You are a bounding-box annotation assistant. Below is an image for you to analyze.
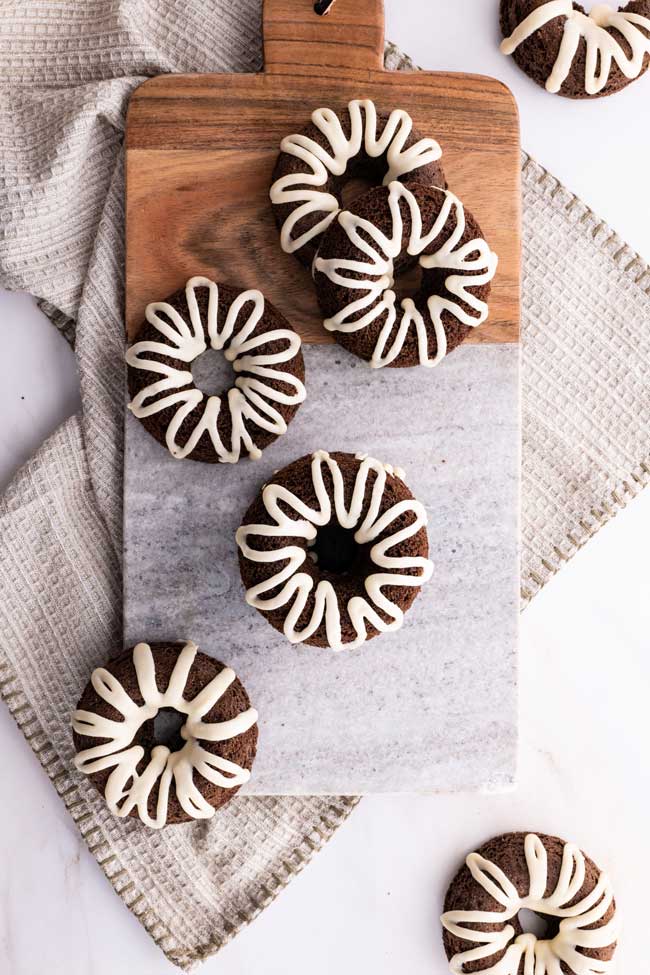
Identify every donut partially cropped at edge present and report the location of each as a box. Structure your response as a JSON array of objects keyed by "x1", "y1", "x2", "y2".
[
  {"x1": 500, "y1": 0, "x2": 650, "y2": 98},
  {"x1": 441, "y1": 830, "x2": 619, "y2": 974}
]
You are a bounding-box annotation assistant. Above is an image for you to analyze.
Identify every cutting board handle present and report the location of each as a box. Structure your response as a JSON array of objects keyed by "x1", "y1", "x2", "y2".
[{"x1": 263, "y1": 0, "x2": 385, "y2": 75}]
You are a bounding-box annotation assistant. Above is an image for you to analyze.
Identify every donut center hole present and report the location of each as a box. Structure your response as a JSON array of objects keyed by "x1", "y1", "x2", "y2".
[
  {"x1": 191, "y1": 348, "x2": 234, "y2": 396},
  {"x1": 517, "y1": 909, "x2": 560, "y2": 941},
  {"x1": 311, "y1": 523, "x2": 366, "y2": 575},
  {"x1": 391, "y1": 261, "x2": 423, "y2": 303},
  {"x1": 341, "y1": 174, "x2": 376, "y2": 209},
  {"x1": 152, "y1": 708, "x2": 186, "y2": 752}
]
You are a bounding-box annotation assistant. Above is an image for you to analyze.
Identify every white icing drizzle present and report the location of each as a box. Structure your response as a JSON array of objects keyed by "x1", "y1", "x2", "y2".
[
  {"x1": 235, "y1": 450, "x2": 433, "y2": 651},
  {"x1": 313, "y1": 181, "x2": 498, "y2": 369},
  {"x1": 441, "y1": 833, "x2": 620, "y2": 975},
  {"x1": 73, "y1": 641, "x2": 258, "y2": 829},
  {"x1": 501, "y1": 0, "x2": 650, "y2": 94},
  {"x1": 269, "y1": 98, "x2": 442, "y2": 255},
  {"x1": 126, "y1": 277, "x2": 306, "y2": 462}
]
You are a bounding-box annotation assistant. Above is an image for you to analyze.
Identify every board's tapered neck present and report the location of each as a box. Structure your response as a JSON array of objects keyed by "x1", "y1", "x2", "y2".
[{"x1": 263, "y1": 0, "x2": 385, "y2": 76}]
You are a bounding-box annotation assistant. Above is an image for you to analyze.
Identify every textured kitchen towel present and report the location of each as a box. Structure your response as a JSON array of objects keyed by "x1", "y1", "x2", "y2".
[{"x1": 1, "y1": 2, "x2": 650, "y2": 970}]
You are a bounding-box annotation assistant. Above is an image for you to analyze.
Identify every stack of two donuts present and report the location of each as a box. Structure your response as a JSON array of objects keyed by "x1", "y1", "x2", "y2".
[{"x1": 270, "y1": 98, "x2": 498, "y2": 370}]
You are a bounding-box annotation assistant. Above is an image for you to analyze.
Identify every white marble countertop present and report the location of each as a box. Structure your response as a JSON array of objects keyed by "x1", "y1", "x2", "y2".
[{"x1": 2, "y1": 1, "x2": 649, "y2": 972}]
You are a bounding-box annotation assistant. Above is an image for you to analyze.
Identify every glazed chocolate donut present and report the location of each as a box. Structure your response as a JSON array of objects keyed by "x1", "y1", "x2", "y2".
[
  {"x1": 312, "y1": 182, "x2": 498, "y2": 369},
  {"x1": 126, "y1": 277, "x2": 306, "y2": 463},
  {"x1": 72, "y1": 641, "x2": 258, "y2": 829},
  {"x1": 500, "y1": 0, "x2": 650, "y2": 98},
  {"x1": 269, "y1": 98, "x2": 446, "y2": 267},
  {"x1": 441, "y1": 831, "x2": 619, "y2": 975},
  {"x1": 236, "y1": 450, "x2": 433, "y2": 651}
]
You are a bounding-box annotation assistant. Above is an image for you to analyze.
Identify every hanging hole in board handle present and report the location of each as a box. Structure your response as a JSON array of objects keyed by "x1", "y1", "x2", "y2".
[{"x1": 314, "y1": 0, "x2": 338, "y2": 15}]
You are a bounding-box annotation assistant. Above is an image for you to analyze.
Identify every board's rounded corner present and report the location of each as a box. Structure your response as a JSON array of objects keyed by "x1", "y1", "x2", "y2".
[
  {"x1": 125, "y1": 75, "x2": 170, "y2": 146},
  {"x1": 482, "y1": 73, "x2": 520, "y2": 127},
  {"x1": 130, "y1": 74, "x2": 169, "y2": 98}
]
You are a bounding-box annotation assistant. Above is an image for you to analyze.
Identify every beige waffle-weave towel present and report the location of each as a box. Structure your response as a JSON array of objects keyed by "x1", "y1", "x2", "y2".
[{"x1": 1, "y1": 4, "x2": 649, "y2": 970}]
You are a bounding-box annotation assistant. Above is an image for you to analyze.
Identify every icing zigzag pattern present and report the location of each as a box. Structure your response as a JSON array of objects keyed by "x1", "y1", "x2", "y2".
[
  {"x1": 269, "y1": 98, "x2": 442, "y2": 255},
  {"x1": 236, "y1": 450, "x2": 433, "y2": 651},
  {"x1": 126, "y1": 277, "x2": 306, "y2": 462},
  {"x1": 73, "y1": 641, "x2": 258, "y2": 829}
]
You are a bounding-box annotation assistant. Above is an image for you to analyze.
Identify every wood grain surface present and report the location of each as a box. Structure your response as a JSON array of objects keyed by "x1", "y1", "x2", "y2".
[{"x1": 125, "y1": 0, "x2": 521, "y2": 344}]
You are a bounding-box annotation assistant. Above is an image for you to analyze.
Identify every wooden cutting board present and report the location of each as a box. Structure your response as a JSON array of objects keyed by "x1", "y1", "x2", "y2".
[
  {"x1": 123, "y1": 0, "x2": 521, "y2": 795},
  {"x1": 125, "y1": 0, "x2": 520, "y2": 342}
]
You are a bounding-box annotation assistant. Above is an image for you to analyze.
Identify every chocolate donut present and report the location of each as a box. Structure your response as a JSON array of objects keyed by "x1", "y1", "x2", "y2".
[
  {"x1": 72, "y1": 641, "x2": 258, "y2": 829},
  {"x1": 500, "y1": 0, "x2": 650, "y2": 98},
  {"x1": 441, "y1": 831, "x2": 619, "y2": 974},
  {"x1": 312, "y1": 182, "x2": 498, "y2": 369},
  {"x1": 235, "y1": 450, "x2": 433, "y2": 651},
  {"x1": 269, "y1": 98, "x2": 446, "y2": 267},
  {"x1": 126, "y1": 277, "x2": 306, "y2": 463}
]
